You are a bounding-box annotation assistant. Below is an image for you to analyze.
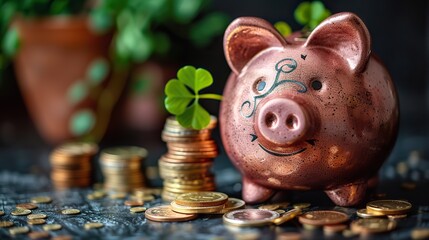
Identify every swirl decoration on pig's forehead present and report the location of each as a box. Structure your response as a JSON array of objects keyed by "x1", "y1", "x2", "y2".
[{"x1": 240, "y1": 58, "x2": 308, "y2": 119}]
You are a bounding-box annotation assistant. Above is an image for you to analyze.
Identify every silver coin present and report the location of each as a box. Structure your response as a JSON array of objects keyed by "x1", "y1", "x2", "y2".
[{"x1": 223, "y1": 209, "x2": 280, "y2": 227}]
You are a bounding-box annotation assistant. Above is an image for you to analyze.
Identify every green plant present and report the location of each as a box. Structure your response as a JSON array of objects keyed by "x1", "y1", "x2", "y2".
[
  {"x1": 164, "y1": 66, "x2": 222, "y2": 130},
  {"x1": 274, "y1": 1, "x2": 330, "y2": 37}
]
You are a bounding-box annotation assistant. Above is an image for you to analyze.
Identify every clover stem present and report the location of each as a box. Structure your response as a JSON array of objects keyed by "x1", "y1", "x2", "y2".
[{"x1": 198, "y1": 93, "x2": 223, "y2": 101}]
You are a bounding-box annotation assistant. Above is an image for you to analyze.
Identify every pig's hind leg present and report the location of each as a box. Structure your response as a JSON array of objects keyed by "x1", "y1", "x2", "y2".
[
  {"x1": 242, "y1": 177, "x2": 275, "y2": 204},
  {"x1": 324, "y1": 182, "x2": 367, "y2": 206}
]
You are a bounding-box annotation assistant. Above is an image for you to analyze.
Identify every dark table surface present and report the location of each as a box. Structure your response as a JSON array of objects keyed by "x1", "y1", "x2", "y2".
[{"x1": 0, "y1": 133, "x2": 428, "y2": 240}]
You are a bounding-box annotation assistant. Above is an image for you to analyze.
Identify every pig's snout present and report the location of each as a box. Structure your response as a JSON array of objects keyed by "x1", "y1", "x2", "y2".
[{"x1": 256, "y1": 98, "x2": 310, "y2": 145}]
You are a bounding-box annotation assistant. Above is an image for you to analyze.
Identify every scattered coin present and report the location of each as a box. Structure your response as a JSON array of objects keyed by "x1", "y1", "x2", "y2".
[
  {"x1": 342, "y1": 229, "x2": 358, "y2": 238},
  {"x1": 276, "y1": 209, "x2": 286, "y2": 215},
  {"x1": 28, "y1": 218, "x2": 46, "y2": 225},
  {"x1": 356, "y1": 208, "x2": 384, "y2": 218},
  {"x1": 11, "y1": 208, "x2": 32, "y2": 216},
  {"x1": 16, "y1": 203, "x2": 38, "y2": 210},
  {"x1": 216, "y1": 198, "x2": 246, "y2": 214},
  {"x1": 28, "y1": 231, "x2": 50, "y2": 239},
  {"x1": 124, "y1": 200, "x2": 144, "y2": 207},
  {"x1": 298, "y1": 210, "x2": 349, "y2": 226},
  {"x1": 130, "y1": 207, "x2": 147, "y2": 213},
  {"x1": 43, "y1": 224, "x2": 62, "y2": 231},
  {"x1": 27, "y1": 213, "x2": 47, "y2": 219},
  {"x1": 293, "y1": 203, "x2": 311, "y2": 209},
  {"x1": 223, "y1": 209, "x2": 281, "y2": 227},
  {"x1": 0, "y1": 221, "x2": 14, "y2": 228},
  {"x1": 350, "y1": 218, "x2": 396, "y2": 234},
  {"x1": 272, "y1": 208, "x2": 302, "y2": 225},
  {"x1": 171, "y1": 200, "x2": 225, "y2": 214},
  {"x1": 366, "y1": 200, "x2": 412, "y2": 215},
  {"x1": 84, "y1": 222, "x2": 104, "y2": 230},
  {"x1": 61, "y1": 209, "x2": 81, "y2": 215},
  {"x1": 9, "y1": 226, "x2": 30, "y2": 235},
  {"x1": 259, "y1": 204, "x2": 280, "y2": 211},
  {"x1": 87, "y1": 191, "x2": 106, "y2": 200},
  {"x1": 31, "y1": 196, "x2": 52, "y2": 204},
  {"x1": 411, "y1": 227, "x2": 429, "y2": 240},
  {"x1": 175, "y1": 192, "x2": 228, "y2": 207},
  {"x1": 145, "y1": 205, "x2": 197, "y2": 222}
]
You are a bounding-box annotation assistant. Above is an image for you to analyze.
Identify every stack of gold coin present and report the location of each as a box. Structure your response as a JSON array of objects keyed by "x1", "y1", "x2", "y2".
[
  {"x1": 50, "y1": 142, "x2": 98, "y2": 189},
  {"x1": 160, "y1": 117, "x2": 218, "y2": 201},
  {"x1": 357, "y1": 199, "x2": 412, "y2": 219},
  {"x1": 99, "y1": 146, "x2": 147, "y2": 193}
]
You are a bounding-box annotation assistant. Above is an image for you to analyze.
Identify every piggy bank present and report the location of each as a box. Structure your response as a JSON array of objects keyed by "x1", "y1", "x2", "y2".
[{"x1": 220, "y1": 13, "x2": 399, "y2": 206}]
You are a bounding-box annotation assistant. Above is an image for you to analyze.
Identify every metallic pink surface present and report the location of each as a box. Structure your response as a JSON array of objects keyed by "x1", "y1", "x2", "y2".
[{"x1": 220, "y1": 13, "x2": 399, "y2": 206}]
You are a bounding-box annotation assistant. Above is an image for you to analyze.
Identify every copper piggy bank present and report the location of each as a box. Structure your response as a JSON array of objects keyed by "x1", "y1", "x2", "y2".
[{"x1": 220, "y1": 13, "x2": 399, "y2": 206}]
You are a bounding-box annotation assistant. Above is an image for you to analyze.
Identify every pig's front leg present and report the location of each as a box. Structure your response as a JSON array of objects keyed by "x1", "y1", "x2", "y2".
[
  {"x1": 325, "y1": 182, "x2": 367, "y2": 206},
  {"x1": 242, "y1": 177, "x2": 275, "y2": 204}
]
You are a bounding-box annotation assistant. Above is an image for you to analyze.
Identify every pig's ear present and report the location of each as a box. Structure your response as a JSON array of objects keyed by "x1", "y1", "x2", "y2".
[
  {"x1": 305, "y1": 13, "x2": 371, "y2": 74},
  {"x1": 224, "y1": 17, "x2": 287, "y2": 74}
]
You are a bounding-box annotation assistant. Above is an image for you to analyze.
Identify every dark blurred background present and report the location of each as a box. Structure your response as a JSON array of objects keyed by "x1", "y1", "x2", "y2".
[{"x1": 0, "y1": 0, "x2": 428, "y2": 184}]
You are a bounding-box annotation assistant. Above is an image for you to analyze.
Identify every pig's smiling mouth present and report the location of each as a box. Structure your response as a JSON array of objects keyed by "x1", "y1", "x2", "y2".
[{"x1": 251, "y1": 134, "x2": 315, "y2": 157}]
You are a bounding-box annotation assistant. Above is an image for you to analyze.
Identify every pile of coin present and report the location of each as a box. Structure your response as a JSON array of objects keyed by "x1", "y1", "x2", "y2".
[
  {"x1": 99, "y1": 146, "x2": 147, "y2": 193},
  {"x1": 159, "y1": 117, "x2": 218, "y2": 201},
  {"x1": 145, "y1": 192, "x2": 245, "y2": 222},
  {"x1": 50, "y1": 142, "x2": 98, "y2": 189}
]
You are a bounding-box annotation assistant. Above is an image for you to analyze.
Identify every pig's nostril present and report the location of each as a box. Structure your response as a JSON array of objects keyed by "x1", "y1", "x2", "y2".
[
  {"x1": 265, "y1": 112, "x2": 278, "y2": 128},
  {"x1": 286, "y1": 114, "x2": 299, "y2": 130}
]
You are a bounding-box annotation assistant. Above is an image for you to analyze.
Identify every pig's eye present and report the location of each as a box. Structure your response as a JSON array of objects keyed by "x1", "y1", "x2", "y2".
[
  {"x1": 311, "y1": 80, "x2": 322, "y2": 91},
  {"x1": 253, "y1": 77, "x2": 266, "y2": 93}
]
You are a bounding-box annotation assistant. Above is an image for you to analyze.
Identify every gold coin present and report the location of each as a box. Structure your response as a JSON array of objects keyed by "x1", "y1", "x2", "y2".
[
  {"x1": 124, "y1": 200, "x2": 144, "y2": 207},
  {"x1": 145, "y1": 205, "x2": 197, "y2": 222},
  {"x1": 367, "y1": 200, "x2": 412, "y2": 215},
  {"x1": 16, "y1": 203, "x2": 38, "y2": 210},
  {"x1": 272, "y1": 208, "x2": 302, "y2": 225},
  {"x1": 298, "y1": 210, "x2": 349, "y2": 226},
  {"x1": 31, "y1": 196, "x2": 52, "y2": 204},
  {"x1": 215, "y1": 198, "x2": 246, "y2": 214},
  {"x1": 11, "y1": 208, "x2": 32, "y2": 216},
  {"x1": 133, "y1": 188, "x2": 162, "y2": 196},
  {"x1": 356, "y1": 208, "x2": 385, "y2": 218},
  {"x1": 28, "y1": 231, "x2": 50, "y2": 239},
  {"x1": 276, "y1": 209, "x2": 286, "y2": 215},
  {"x1": 28, "y1": 218, "x2": 46, "y2": 225},
  {"x1": 0, "y1": 210, "x2": 4, "y2": 216},
  {"x1": 130, "y1": 207, "x2": 147, "y2": 213},
  {"x1": 9, "y1": 226, "x2": 29, "y2": 235},
  {"x1": 411, "y1": 227, "x2": 429, "y2": 240},
  {"x1": 53, "y1": 142, "x2": 98, "y2": 156},
  {"x1": 61, "y1": 209, "x2": 81, "y2": 215},
  {"x1": 293, "y1": 203, "x2": 311, "y2": 209},
  {"x1": 259, "y1": 204, "x2": 280, "y2": 211},
  {"x1": 101, "y1": 146, "x2": 147, "y2": 161},
  {"x1": 175, "y1": 192, "x2": 228, "y2": 207},
  {"x1": 27, "y1": 213, "x2": 47, "y2": 219},
  {"x1": 84, "y1": 222, "x2": 104, "y2": 230},
  {"x1": 43, "y1": 224, "x2": 62, "y2": 231},
  {"x1": 130, "y1": 194, "x2": 155, "y2": 202},
  {"x1": 351, "y1": 218, "x2": 396, "y2": 234},
  {"x1": 170, "y1": 200, "x2": 225, "y2": 214},
  {"x1": 0, "y1": 221, "x2": 14, "y2": 228}
]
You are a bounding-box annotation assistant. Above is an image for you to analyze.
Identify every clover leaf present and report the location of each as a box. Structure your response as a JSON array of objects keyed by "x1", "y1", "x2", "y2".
[
  {"x1": 294, "y1": 1, "x2": 331, "y2": 31},
  {"x1": 164, "y1": 66, "x2": 222, "y2": 130}
]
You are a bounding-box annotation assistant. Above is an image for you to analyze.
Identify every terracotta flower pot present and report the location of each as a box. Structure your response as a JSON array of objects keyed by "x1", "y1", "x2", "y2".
[{"x1": 13, "y1": 16, "x2": 114, "y2": 144}]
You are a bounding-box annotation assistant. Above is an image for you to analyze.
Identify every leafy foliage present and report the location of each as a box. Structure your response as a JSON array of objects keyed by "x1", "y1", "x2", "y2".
[
  {"x1": 164, "y1": 66, "x2": 222, "y2": 130},
  {"x1": 294, "y1": 1, "x2": 331, "y2": 31}
]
